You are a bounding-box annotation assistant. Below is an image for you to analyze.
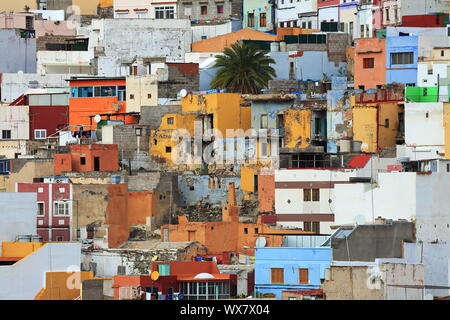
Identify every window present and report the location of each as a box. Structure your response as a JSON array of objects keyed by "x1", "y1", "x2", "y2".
[
  {"x1": 385, "y1": 119, "x2": 389, "y2": 128},
  {"x1": 217, "y1": 5, "x2": 223, "y2": 14},
  {"x1": 303, "y1": 189, "x2": 312, "y2": 202},
  {"x1": 244, "y1": 228, "x2": 248, "y2": 234},
  {"x1": 423, "y1": 88, "x2": 428, "y2": 97},
  {"x1": 255, "y1": 228, "x2": 259, "y2": 234},
  {"x1": 130, "y1": 94, "x2": 135, "y2": 100},
  {"x1": 271, "y1": 268, "x2": 284, "y2": 284},
  {"x1": 248, "y1": 13, "x2": 254, "y2": 27},
  {"x1": 386, "y1": 8, "x2": 389, "y2": 21},
  {"x1": 167, "y1": 117, "x2": 174, "y2": 125},
  {"x1": 118, "y1": 86, "x2": 126, "y2": 102},
  {"x1": 34, "y1": 129, "x2": 47, "y2": 140},
  {"x1": 442, "y1": 50, "x2": 445, "y2": 57},
  {"x1": 391, "y1": 52, "x2": 414, "y2": 65},
  {"x1": 155, "y1": 6, "x2": 174, "y2": 19},
  {"x1": 76, "y1": 86, "x2": 93, "y2": 98},
  {"x1": 94, "y1": 86, "x2": 116, "y2": 97},
  {"x1": 363, "y1": 58, "x2": 374, "y2": 69},
  {"x1": 312, "y1": 189, "x2": 320, "y2": 201},
  {"x1": 201, "y1": 6, "x2": 207, "y2": 15},
  {"x1": 447, "y1": 164, "x2": 450, "y2": 172},
  {"x1": 54, "y1": 202, "x2": 69, "y2": 216},
  {"x1": 261, "y1": 114, "x2": 268, "y2": 129},
  {"x1": 308, "y1": 21, "x2": 312, "y2": 29},
  {"x1": 37, "y1": 202, "x2": 45, "y2": 216},
  {"x1": 299, "y1": 268, "x2": 309, "y2": 284},
  {"x1": 260, "y1": 13, "x2": 267, "y2": 27},
  {"x1": 166, "y1": 146, "x2": 172, "y2": 153},
  {"x1": 2, "y1": 130, "x2": 11, "y2": 140},
  {"x1": 158, "y1": 264, "x2": 170, "y2": 276},
  {"x1": 80, "y1": 157, "x2": 86, "y2": 165},
  {"x1": 305, "y1": 221, "x2": 320, "y2": 233}
]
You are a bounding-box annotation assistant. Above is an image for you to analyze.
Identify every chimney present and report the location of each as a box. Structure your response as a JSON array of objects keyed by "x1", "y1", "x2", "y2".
[{"x1": 222, "y1": 182, "x2": 238, "y2": 223}]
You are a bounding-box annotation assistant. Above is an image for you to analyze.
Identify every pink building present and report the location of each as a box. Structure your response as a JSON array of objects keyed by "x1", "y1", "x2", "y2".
[
  {"x1": 0, "y1": 12, "x2": 77, "y2": 37},
  {"x1": 17, "y1": 177, "x2": 73, "y2": 242}
]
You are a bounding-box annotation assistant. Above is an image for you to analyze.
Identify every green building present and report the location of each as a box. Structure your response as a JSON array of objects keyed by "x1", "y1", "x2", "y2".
[{"x1": 243, "y1": 0, "x2": 274, "y2": 32}]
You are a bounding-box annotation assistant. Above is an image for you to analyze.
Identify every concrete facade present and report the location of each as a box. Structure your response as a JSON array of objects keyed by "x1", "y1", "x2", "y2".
[
  {"x1": 87, "y1": 19, "x2": 192, "y2": 76},
  {"x1": 0, "y1": 29, "x2": 36, "y2": 74},
  {"x1": 331, "y1": 222, "x2": 415, "y2": 262},
  {"x1": 323, "y1": 260, "x2": 425, "y2": 300}
]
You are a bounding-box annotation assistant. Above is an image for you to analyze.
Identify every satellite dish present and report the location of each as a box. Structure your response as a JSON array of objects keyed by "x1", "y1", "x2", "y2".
[
  {"x1": 255, "y1": 237, "x2": 267, "y2": 247},
  {"x1": 94, "y1": 115, "x2": 101, "y2": 123},
  {"x1": 150, "y1": 271, "x2": 160, "y2": 281},
  {"x1": 179, "y1": 89, "x2": 188, "y2": 98}
]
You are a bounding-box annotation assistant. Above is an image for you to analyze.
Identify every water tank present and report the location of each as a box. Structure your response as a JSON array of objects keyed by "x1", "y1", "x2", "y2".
[
  {"x1": 352, "y1": 141, "x2": 362, "y2": 152},
  {"x1": 340, "y1": 140, "x2": 351, "y2": 153},
  {"x1": 270, "y1": 42, "x2": 280, "y2": 52},
  {"x1": 111, "y1": 175, "x2": 121, "y2": 184}
]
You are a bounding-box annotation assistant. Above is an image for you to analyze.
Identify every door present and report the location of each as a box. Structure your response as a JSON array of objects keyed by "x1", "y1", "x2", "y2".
[{"x1": 94, "y1": 157, "x2": 100, "y2": 171}]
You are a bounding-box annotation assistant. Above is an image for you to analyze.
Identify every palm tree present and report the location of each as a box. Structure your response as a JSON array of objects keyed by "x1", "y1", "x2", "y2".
[{"x1": 210, "y1": 43, "x2": 276, "y2": 94}]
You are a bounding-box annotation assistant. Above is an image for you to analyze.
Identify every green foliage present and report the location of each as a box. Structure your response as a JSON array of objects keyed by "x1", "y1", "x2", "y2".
[{"x1": 211, "y1": 43, "x2": 277, "y2": 94}]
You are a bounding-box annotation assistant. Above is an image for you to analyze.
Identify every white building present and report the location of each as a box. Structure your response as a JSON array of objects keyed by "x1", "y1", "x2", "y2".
[
  {"x1": 276, "y1": 0, "x2": 318, "y2": 29},
  {"x1": 274, "y1": 167, "x2": 359, "y2": 234},
  {"x1": 0, "y1": 106, "x2": 30, "y2": 140},
  {"x1": 37, "y1": 50, "x2": 94, "y2": 75},
  {"x1": 398, "y1": 102, "x2": 446, "y2": 161},
  {"x1": 0, "y1": 193, "x2": 37, "y2": 247},
  {"x1": 84, "y1": 19, "x2": 192, "y2": 76},
  {"x1": 0, "y1": 73, "x2": 73, "y2": 105},
  {"x1": 113, "y1": 0, "x2": 177, "y2": 19},
  {"x1": 0, "y1": 242, "x2": 81, "y2": 300}
]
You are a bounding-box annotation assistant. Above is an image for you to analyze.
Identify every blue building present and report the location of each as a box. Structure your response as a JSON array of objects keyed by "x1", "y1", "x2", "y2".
[
  {"x1": 386, "y1": 35, "x2": 418, "y2": 86},
  {"x1": 178, "y1": 175, "x2": 242, "y2": 206},
  {"x1": 254, "y1": 247, "x2": 331, "y2": 299}
]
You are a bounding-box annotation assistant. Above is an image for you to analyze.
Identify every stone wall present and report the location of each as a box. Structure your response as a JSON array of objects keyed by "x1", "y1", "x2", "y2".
[
  {"x1": 140, "y1": 105, "x2": 182, "y2": 129},
  {"x1": 158, "y1": 64, "x2": 200, "y2": 99}
]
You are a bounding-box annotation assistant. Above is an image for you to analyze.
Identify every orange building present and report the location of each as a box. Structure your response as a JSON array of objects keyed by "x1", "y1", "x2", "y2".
[
  {"x1": 68, "y1": 77, "x2": 138, "y2": 129},
  {"x1": 354, "y1": 38, "x2": 386, "y2": 90},
  {"x1": 54, "y1": 144, "x2": 119, "y2": 175},
  {"x1": 192, "y1": 28, "x2": 277, "y2": 52},
  {"x1": 275, "y1": 27, "x2": 319, "y2": 41},
  {"x1": 258, "y1": 172, "x2": 275, "y2": 213},
  {"x1": 112, "y1": 261, "x2": 237, "y2": 300},
  {"x1": 161, "y1": 183, "x2": 312, "y2": 255}
]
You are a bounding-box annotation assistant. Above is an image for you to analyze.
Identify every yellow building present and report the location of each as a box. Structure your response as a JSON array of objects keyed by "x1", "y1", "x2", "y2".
[
  {"x1": 150, "y1": 113, "x2": 197, "y2": 167},
  {"x1": 35, "y1": 271, "x2": 94, "y2": 300},
  {"x1": 444, "y1": 103, "x2": 450, "y2": 159},
  {"x1": 284, "y1": 108, "x2": 313, "y2": 149},
  {"x1": 0, "y1": 1, "x2": 39, "y2": 12},
  {"x1": 352, "y1": 102, "x2": 402, "y2": 153},
  {"x1": 150, "y1": 93, "x2": 251, "y2": 169},
  {"x1": 181, "y1": 93, "x2": 251, "y2": 133}
]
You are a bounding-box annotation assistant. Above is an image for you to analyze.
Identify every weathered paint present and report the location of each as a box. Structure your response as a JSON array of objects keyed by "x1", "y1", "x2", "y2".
[
  {"x1": 258, "y1": 172, "x2": 275, "y2": 213},
  {"x1": 162, "y1": 183, "x2": 313, "y2": 255},
  {"x1": 284, "y1": 108, "x2": 312, "y2": 149},
  {"x1": 178, "y1": 175, "x2": 242, "y2": 206},
  {"x1": 54, "y1": 144, "x2": 119, "y2": 175}
]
